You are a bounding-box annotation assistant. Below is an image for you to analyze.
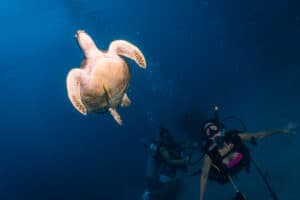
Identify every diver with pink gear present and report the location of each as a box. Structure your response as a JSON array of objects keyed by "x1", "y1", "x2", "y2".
[{"x1": 199, "y1": 106, "x2": 298, "y2": 200}]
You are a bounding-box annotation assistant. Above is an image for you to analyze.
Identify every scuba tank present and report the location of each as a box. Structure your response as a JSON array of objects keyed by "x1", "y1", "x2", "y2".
[{"x1": 144, "y1": 140, "x2": 160, "y2": 178}]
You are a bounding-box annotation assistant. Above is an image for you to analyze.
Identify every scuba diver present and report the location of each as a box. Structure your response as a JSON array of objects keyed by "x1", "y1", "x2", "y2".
[
  {"x1": 199, "y1": 106, "x2": 298, "y2": 200},
  {"x1": 141, "y1": 124, "x2": 190, "y2": 200}
]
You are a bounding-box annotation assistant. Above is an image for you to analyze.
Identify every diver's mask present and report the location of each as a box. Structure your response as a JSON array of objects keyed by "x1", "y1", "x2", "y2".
[
  {"x1": 208, "y1": 127, "x2": 219, "y2": 136},
  {"x1": 205, "y1": 124, "x2": 220, "y2": 137},
  {"x1": 204, "y1": 124, "x2": 226, "y2": 148},
  {"x1": 205, "y1": 123, "x2": 226, "y2": 138}
]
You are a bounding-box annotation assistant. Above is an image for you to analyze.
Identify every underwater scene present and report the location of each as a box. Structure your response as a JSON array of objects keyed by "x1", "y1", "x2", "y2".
[{"x1": 1, "y1": 0, "x2": 300, "y2": 199}]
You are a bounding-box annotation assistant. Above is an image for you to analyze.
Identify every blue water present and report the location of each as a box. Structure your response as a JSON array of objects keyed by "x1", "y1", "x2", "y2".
[{"x1": 1, "y1": 0, "x2": 299, "y2": 199}]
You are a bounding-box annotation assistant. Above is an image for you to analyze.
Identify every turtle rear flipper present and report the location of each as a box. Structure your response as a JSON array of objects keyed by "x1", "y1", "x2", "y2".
[
  {"x1": 66, "y1": 69, "x2": 87, "y2": 115},
  {"x1": 108, "y1": 40, "x2": 147, "y2": 68},
  {"x1": 120, "y1": 93, "x2": 131, "y2": 107},
  {"x1": 109, "y1": 108, "x2": 123, "y2": 125}
]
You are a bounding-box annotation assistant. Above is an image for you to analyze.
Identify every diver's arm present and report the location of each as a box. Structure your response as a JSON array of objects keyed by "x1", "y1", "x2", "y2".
[
  {"x1": 160, "y1": 147, "x2": 187, "y2": 167},
  {"x1": 200, "y1": 155, "x2": 212, "y2": 200},
  {"x1": 239, "y1": 129, "x2": 288, "y2": 141}
]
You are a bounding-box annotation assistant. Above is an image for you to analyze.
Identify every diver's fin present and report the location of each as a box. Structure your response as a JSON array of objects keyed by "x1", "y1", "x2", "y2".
[
  {"x1": 233, "y1": 192, "x2": 247, "y2": 200},
  {"x1": 103, "y1": 84, "x2": 113, "y2": 105},
  {"x1": 109, "y1": 107, "x2": 122, "y2": 125},
  {"x1": 108, "y1": 40, "x2": 146, "y2": 68},
  {"x1": 251, "y1": 158, "x2": 279, "y2": 200},
  {"x1": 66, "y1": 69, "x2": 87, "y2": 115},
  {"x1": 120, "y1": 93, "x2": 131, "y2": 107}
]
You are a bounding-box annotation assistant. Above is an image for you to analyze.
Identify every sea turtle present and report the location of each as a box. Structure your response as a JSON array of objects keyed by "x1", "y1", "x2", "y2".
[{"x1": 66, "y1": 30, "x2": 146, "y2": 125}]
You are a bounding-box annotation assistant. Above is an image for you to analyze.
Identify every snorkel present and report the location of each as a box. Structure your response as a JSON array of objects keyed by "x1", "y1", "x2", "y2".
[{"x1": 213, "y1": 106, "x2": 226, "y2": 136}]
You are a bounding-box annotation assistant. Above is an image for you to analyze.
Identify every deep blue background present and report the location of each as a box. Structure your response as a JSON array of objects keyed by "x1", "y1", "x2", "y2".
[{"x1": 0, "y1": 0, "x2": 299, "y2": 199}]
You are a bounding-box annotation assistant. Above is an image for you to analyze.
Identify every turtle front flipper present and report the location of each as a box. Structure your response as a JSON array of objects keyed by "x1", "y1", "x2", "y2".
[
  {"x1": 109, "y1": 107, "x2": 123, "y2": 125},
  {"x1": 120, "y1": 93, "x2": 131, "y2": 107},
  {"x1": 66, "y1": 69, "x2": 87, "y2": 115},
  {"x1": 108, "y1": 40, "x2": 147, "y2": 68}
]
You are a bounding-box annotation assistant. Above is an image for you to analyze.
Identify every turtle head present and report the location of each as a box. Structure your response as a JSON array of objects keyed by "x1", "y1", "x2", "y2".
[{"x1": 75, "y1": 30, "x2": 99, "y2": 58}]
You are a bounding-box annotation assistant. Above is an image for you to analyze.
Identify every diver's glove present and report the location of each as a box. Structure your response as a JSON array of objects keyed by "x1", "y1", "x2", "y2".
[{"x1": 282, "y1": 122, "x2": 299, "y2": 135}]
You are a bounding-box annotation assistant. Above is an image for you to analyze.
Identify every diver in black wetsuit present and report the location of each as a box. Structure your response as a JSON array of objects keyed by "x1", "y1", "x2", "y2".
[
  {"x1": 199, "y1": 107, "x2": 298, "y2": 200},
  {"x1": 141, "y1": 125, "x2": 190, "y2": 200}
]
